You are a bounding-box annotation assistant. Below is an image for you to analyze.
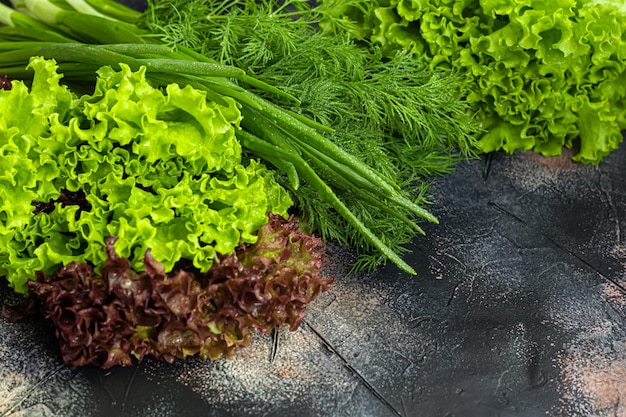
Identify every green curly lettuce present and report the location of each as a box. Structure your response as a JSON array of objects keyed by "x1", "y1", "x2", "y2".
[
  {"x1": 319, "y1": 0, "x2": 626, "y2": 163},
  {"x1": 0, "y1": 56, "x2": 292, "y2": 294}
]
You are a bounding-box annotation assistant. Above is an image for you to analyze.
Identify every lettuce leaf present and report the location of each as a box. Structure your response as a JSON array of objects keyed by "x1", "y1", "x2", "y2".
[
  {"x1": 19, "y1": 214, "x2": 332, "y2": 368},
  {"x1": 320, "y1": 0, "x2": 626, "y2": 163},
  {"x1": 0, "y1": 57, "x2": 292, "y2": 294}
]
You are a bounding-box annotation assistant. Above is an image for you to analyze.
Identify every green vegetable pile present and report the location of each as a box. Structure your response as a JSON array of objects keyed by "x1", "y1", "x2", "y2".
[
  {"x1": 139, "y1": 0, "x2": 479, "y2": 272},
  {"x1": 0, "y1": 0, "x2": 478, "y2": 276},
  {"x1": 319, "y1": 0, "x2": 626, "y2": 163},
  {"x1": 1, "y1": 56, "x2": 291, "y2": 295},
  {"x1": 0, "y1": 0, "x2": 479, "y2": 366}
]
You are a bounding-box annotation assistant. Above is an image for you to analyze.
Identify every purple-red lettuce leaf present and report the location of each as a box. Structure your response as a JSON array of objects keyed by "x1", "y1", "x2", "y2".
[{"x1": 18, "y1": 214, "x2": 333, "y2": 368}]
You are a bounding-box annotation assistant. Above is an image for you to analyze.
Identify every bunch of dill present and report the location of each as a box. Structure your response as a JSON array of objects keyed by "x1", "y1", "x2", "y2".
[{"x1": 139, "y1": 0, "x2": 480, "y2": 273}]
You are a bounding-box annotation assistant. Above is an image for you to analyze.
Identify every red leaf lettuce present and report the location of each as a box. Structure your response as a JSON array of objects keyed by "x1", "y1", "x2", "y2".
[{"x1": 16, "y1": 214, "x2": 333, "y2": 368}]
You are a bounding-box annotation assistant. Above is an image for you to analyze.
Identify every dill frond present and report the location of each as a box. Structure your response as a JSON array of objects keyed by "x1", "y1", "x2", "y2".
[{"x1": 139, "y1": 0, "x2": 481, "y2": 273}]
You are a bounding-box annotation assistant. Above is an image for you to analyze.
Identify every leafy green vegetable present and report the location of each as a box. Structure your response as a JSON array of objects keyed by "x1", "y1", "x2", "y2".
[
  {"x1": 318, "y1": 0, "x2": 626, "y2": 164},
  {"x1": 139, "y1": 0, "x2": 479, "y2": 272},
  {"x1": 0, "y1": 56, "x2": 291, "y2": 294},
  {"x1": 17, "y1": 214, "x2": 332, "y2": 368}
]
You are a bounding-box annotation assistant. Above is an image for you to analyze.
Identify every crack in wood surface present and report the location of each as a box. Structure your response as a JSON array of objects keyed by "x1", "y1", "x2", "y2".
[
  {"x1": 97, "y1": 371, "x2": 117, "y2": 408},
  {"x1": 488, "y1": 201, "x2": 626, "y2": 296},
  {"x1": 303, "y1": 319, "x2": 403, "y2": 417},
  {"x1": 269, "y1": 327, "x2": 280, "y2": 363},
  {"x1": 1, "y1": 364, "x2": 68, "y2": 417},
  {"x1": 121, "y1": 363, "x2": 140, "y2": 413},
  {"x1": 482, "y1": 152, "x2": 494, "y2": 180}
]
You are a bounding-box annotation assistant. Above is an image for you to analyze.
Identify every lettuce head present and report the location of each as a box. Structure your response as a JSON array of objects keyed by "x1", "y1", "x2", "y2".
[
  {"x1": 319, "y1": 0, "x2": 626, "y2": 163},
  {"x1": 0, "y1": 57, "x2": 292, "y2": 294}
]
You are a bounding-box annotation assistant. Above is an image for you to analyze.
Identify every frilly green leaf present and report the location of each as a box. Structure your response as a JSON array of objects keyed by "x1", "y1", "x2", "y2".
[
  {"x1": 0, "y1": 57, "x2": 292, "y2": 294},
  {"x1": 321, "y1": 0, "x2": 626, "y2": 163}
]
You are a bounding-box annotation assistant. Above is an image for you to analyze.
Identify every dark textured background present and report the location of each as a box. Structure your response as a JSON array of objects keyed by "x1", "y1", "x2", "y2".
[{"x1": 1, "y1": 1, "x2": 626, "y2": 416}]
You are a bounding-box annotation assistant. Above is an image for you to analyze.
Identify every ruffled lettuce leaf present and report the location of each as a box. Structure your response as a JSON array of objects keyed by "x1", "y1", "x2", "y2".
[
  {"x1": 0, "y1": 57, "x2": 292, "y2": 294},
  {"x1": 15, "y1": 215, "x2": 333, "y2": 368},
  {"x1": 320, "y1": 0, "x2": 626, "y2": 163}
]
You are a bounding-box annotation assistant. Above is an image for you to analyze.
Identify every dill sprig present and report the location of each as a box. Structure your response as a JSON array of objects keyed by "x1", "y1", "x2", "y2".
[{"x1": 140, "y1": 0, "x2": 480, "y2": 272}]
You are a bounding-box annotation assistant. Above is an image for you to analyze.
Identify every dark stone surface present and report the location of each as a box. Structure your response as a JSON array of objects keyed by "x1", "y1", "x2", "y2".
[
  {"x1": 2, "y1": 1, "x2": 626, "y2": 416},
  {"x1": 2, "y1": 142, "x2": 625, "y2": 417}
]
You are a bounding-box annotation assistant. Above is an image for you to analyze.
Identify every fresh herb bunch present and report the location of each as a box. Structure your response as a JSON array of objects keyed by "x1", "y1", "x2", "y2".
[{"x1": 140, "y1": 0, "x2": 479, "y2": 272}]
